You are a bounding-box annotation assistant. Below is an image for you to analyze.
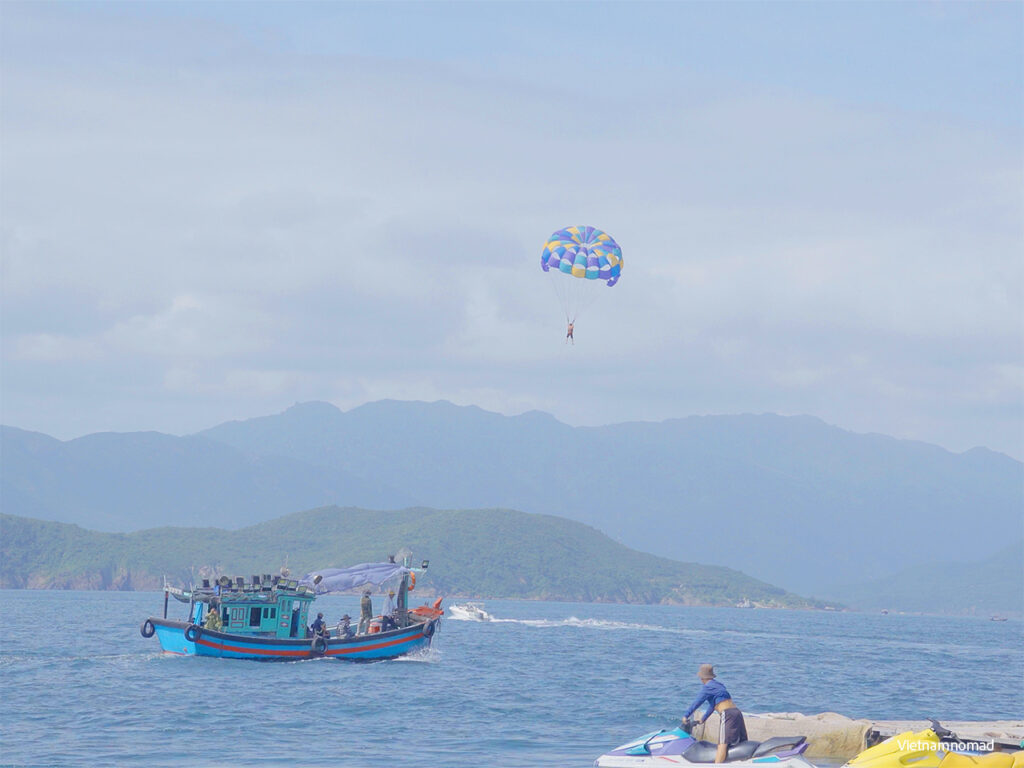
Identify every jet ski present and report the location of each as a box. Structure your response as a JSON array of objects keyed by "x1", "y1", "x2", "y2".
[
  {"x1": 844, "y1": 720, "x2": 1024, "y2": 768},
  {"x1": 595, "y1": 721, "x2": 814, "y2": 768}
]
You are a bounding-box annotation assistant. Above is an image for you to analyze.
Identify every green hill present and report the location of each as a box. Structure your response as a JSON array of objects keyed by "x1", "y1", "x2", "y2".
[{"x1": 0, "y1": 507, "x2": 825, "y2": 608}]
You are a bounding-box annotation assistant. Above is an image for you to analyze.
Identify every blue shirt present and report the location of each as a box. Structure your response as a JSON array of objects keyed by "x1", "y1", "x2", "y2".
[{"x1": 683, "y1": 679, "x2": 733, "y2": 719}]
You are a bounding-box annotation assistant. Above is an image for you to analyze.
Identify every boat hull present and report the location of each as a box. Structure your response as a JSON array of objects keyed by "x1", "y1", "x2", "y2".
[{"x1": 147, "y1": 618, "x2": 438, "y2": 661}]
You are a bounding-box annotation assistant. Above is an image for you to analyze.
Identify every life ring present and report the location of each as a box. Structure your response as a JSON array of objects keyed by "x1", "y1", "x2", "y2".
[
  {"x1": 408, "y1": 572, "x2": 416, "y2": 591},
  {"x1": 184, "y1": 624, "x2": 202, "y2": 643},
  {"x1": 310, "y1": 636, "x2": 328, "y2": 656},
  {"x1": 423, "y1": 619, "x2": 436, "y2": 638},
  {"x1": 140, "y1": 619, "x2": 155, "y2": 638}
]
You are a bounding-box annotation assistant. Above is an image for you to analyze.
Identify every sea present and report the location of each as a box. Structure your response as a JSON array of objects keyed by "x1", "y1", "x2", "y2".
[{"x1": 0, "y1": 590, "x2": 1020, "y2": 767}]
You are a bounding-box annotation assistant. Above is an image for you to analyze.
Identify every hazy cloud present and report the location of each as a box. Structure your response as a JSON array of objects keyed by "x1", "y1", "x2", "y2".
[{"x1": 1, "y1": 2, "x2": 1021, "y2": 457}]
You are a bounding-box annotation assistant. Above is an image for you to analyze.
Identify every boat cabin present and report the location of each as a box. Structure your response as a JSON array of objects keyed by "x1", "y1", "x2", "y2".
[{"x1": 186, "y1": 574, "x2": 317, "y2": 640}]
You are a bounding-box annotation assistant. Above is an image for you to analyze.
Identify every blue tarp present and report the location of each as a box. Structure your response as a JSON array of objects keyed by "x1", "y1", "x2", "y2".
[{"x1": 301, "y1": 562, "x2": 410, "y2": 595}]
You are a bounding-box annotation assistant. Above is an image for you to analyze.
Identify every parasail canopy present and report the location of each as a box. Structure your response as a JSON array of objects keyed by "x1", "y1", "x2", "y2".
[
  {"x1": 540, "y1": 225, "x2": 622, "y2": 287},
  {"x1": 301, "y1": 562, "x2": 410, "y2": 595}
]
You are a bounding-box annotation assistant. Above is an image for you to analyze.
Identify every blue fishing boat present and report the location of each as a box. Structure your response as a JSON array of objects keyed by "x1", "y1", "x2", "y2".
[{"x1": 140, "y1": 559, "x2": 443, "y2": 661}]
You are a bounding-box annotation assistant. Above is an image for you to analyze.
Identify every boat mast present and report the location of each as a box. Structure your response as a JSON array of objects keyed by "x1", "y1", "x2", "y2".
[{"x1": 397, "y1": 557, "x2": 410, "y2": 626}]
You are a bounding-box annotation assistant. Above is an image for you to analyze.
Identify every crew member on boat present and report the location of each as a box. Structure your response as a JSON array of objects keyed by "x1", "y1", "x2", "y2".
[
  {"x1": 203, "y1": 605, "x2": 222, "y2": 631},
  {"x1": 311, "y1": 612, "x2": 327, "y2": 638},
  {"x1": 358, "y1": 589, "x2": 373, "y2": 634},
  {"x1": 381, "y1": 588, "x2": 398, "y2": 631}
]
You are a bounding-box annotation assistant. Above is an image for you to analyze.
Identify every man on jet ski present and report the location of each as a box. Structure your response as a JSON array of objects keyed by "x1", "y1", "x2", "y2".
[{"x1": 682, "y1": 664, "x2": 748, "y2": 764}]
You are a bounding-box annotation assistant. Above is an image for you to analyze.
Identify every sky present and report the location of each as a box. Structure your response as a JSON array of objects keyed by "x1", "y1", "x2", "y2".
[{"x1": 2, "y1": 1, "x2": 1022, "y2": 459}]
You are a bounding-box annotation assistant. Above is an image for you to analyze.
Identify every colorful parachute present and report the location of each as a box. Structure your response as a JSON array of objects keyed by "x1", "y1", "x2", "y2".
[
  {"x1": 540, "y1": 225, "x2": 622, "y2": 286},
  {"x1": 540, "y1": 225, "x2": 622, "y2": 323}
]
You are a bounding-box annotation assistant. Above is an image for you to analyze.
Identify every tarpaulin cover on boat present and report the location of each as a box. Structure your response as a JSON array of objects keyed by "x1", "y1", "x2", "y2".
[{"x1": 302, "y1": 562, "x2": 410, "y2": 594}]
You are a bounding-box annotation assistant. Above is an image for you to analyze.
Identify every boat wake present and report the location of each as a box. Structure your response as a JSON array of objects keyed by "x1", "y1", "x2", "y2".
[
  {"x1": 448, "y1": 606, "x2": 696, "y2": 634},
  {"x1": 492, "y1": 616, "x2": 692, "y2": 633},
  {"x1": 394, "y1": 645, "x2": 443, "y2": 663}
]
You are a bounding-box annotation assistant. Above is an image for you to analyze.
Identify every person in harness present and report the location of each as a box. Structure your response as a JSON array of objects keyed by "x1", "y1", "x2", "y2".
[{"x1": 682, "y1": 664, "x2": 747, "y2": 764}]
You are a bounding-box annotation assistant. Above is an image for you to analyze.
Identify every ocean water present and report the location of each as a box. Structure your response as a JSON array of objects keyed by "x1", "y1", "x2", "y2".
[{"x1": 0, "y1": 591, "x2": 1020, "y2": 767}]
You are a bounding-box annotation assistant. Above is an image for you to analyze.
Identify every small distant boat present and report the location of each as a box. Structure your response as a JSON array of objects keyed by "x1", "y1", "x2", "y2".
[
  {"x1": 990, "y1": 615, "x2": 1008, "y2": 622},
  {"x1": 141, "y1": 560, "x2": 442, "y2": 661},
  {"x1": 881, "y1": 609, "x2": 889, "y2": 615},
  {"x1": 449, "y1": 602, "x2": 491, "y2": 622}
]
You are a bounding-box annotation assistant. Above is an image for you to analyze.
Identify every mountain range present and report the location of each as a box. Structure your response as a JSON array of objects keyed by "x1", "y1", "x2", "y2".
[
  {"x1": 3, "y1": 399, "x2": 1021, "y2": 597},
  {"x1": 828, "y1": 539, "x2": 1023, "y2": 616}
]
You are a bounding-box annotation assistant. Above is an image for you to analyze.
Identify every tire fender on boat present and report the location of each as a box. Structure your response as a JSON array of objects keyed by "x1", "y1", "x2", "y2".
[
  {"x1": 310, "y1": 636, "x2": 328, "y2": 657},
  {"x1": 140, "y1": 619, "x2": 155, "y2": 638},
  {"x1": 423, "y1": 619, "x2": 436, "y2": 638},
  {"x1": 184, "y1": 624, "x2": 202, "y2": 643}
]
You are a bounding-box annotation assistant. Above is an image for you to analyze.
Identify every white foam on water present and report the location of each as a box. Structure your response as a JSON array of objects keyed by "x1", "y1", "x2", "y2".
[
  {"x1": 453, "y1": 610, "x2": 703, "y2": 634},
  {"x1": 394, "y1": 644, "x2": 443, "y2": 663}
]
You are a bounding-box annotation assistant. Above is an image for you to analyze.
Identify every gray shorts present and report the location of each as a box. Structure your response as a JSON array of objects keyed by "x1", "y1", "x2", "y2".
[{"x1": 720, "y1": 708, "x2": 748, "y2": 746}]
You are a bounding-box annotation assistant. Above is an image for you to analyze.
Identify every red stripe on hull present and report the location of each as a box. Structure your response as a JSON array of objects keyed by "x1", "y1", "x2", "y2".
[
  {"x1": 327, "y1": 633, "x2": 424, "y2": 656},
  {"x1": 194, "y1": 631, "x2": 426, "y2": 657}
]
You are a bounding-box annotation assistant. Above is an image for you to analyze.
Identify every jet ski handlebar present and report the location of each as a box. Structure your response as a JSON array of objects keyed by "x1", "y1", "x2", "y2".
[{"x1": 928, "y1": 719, "x2": 958, "y2": 742}]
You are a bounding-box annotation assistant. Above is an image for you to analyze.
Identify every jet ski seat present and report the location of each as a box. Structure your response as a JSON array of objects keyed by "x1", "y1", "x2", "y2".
[
  {"x1": 684, "y1": 736, "x2": 807, "y2": 763},
  {"x1": 753, "y1": 736, "x2": 807, "y2": 757},
  {"x1": 943, "y1": 753, "x2": 1020, "y2": 768},
  {"x1": 684, "y1": 740, "x2": 760, "y2": 763}
]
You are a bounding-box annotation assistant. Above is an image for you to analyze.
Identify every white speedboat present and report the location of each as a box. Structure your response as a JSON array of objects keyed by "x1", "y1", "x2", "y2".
[{"x1": 448, "y1": 602, "x2": 492, "y2": 621}]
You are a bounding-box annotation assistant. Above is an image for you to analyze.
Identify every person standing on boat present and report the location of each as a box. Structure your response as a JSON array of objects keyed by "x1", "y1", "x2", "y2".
[
  {"x1": 378, "y1": 589, "x2": 398, "y2": 631},
  {"x1": 311, "y1": 612, "x2": 327, "y2": 638},
  {"x1": 358, "y1": 589, "x2": 373, "y2": 634},
  {"x1": 682, "y1": 664, "x2": 747, "y2": 764},
  {"x1": 203, "y1": 605, "x2": 222, "y2": 631}
]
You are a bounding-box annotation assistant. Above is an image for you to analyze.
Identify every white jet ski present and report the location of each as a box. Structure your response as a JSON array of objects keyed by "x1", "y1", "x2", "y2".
[{"x1": 596, "y1": 723, "x2": 814, "y2": 768}]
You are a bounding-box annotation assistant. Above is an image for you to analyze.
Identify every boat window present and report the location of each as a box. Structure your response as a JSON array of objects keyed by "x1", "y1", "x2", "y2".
[
  {"x1": 270, "y1": 607, "x2": 276, "y2": 619},
  {"x1": 263, "y1": 607, "x2": 270, "y2": 619},
  {"x1": 249, "y1": 607, "x2": 261, "y2": 627},
  {"x1": 222, "y1": 608, "x2": 229, "y2": 624}
]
